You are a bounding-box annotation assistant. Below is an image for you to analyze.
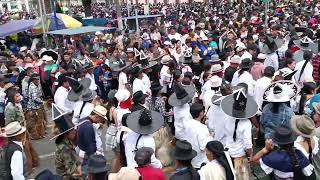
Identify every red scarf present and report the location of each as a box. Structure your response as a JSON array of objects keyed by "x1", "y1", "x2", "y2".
[{"x1": 119, "y1": 97, "x2": 132, "y2": 109}]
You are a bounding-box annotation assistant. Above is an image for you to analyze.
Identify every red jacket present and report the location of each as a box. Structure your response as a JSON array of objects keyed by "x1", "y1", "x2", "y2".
[{"x1": 136, "y1": 165, "x2": 166, "y2": 180}]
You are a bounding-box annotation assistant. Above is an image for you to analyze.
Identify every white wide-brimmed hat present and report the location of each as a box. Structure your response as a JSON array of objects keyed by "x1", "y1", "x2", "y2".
[
  {"x1": 263, "y1": 80, "x2": 299, "y2": 102},
  {"x1": 209, "y1": 75, "x2": 222, "y2": 88}
]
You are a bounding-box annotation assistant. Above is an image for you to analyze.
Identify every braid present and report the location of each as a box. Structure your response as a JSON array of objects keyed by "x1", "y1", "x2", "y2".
[
  {"x1": 216, "y1": 153, "x2": 234, "y2": 180},
  {"x1": 306, "y1": 138, "x2": 313, "y2": 163},
  {"x1": 233, "y1": 119, "x2": 240, "y2": 142},
  {"x1": 286, "y1": 147, "x2": 305, "y2": 180}
]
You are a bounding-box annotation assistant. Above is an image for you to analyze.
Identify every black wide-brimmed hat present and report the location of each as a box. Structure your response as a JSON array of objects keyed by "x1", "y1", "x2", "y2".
[
  {"x1": 66, "y1": 76, "x2": 91, "y2": 102},
  {"x1": 172, "y1": 140, "x2": 197, "y2": 160},
  {"x1": 132, "y1": 91, "x2": 148, "y2": 103},
  {"x1": 263, "y1": 80, "x2": 299, "y2": 103},
  {"x1": 168, "y1": 83, "x2": 196, "y2": 106},
  {"x1": 51, "y1": 103, "x2": 78, "y2": 140},
  {"x1": 272, "y1": 126, "x2": 297, "y2": 145},
  {"x1": 127, "y1": 109, "x2": 164, "y2": 135},
  {"x1": 293, "y1": 36, "x2": 316, "y2": 51},
  {"x1": 40, "y1": 49, "x2": 59, "y2": 61},
  {"x1": 220, "y1": 89, "x2": 258, "y2": 119},
  {"x1": 138, "y1": 56, "x2": 157, "y2": 69},
  {"x1": 35, "y1": 169, "x2": 61, "y2": 180},
  {"x1": 79, "y1": 89, "x2": 97, "y2": 102},
  {"x1": 88, "y1": 154, "x2": 108, "y2": 174}
]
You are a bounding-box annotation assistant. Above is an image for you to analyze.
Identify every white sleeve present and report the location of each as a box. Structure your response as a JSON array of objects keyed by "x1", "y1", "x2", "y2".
[
  {"x1": 11, "y1": 151, "x2": 25, "y2": 180},
  {"x1": 243, "y1": 121, "x2": 253, "y2": 149},
  {"x1": 260, "y1": 158, "x2": 274, "y2": 175}
]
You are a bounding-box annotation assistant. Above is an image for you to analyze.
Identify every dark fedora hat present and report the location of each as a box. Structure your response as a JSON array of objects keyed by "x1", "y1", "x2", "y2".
[
  {"x1": 126, "y1": 109, "x2": 164, "y2": 135},
  {"x1": 272, "y1": 126, "x2": 297, "y2": 145},
  {"x1": 172, "y1": 140, "x2": 197, "y2": 160},
  {"x1": 132, "y1": 91, "x2": 148, "y2": 103},
  {"x1": 66, "y1": 76, "x2": 91, "y2": 102},
  {"x1": 150, "y1": 81, "x2": 162, "y2": 92},
  {"x1": 168, "y1": 84, "x2": 196, "y2": 106},
  {"x1": 88, "y1": 154, "x2": 108, "y2": 174},
  {"x1": 130, "y1": 65, "x2": 143, "y2": 76},
  {"x1": 110, "y1": 59, "x2": 132, "y2": 72},
  {"x1": 220, "y1": 89, "x2": 258, "y2": 119},
  {"x1": 35, "y1": 169, "x2": 61, "y2": 180}
]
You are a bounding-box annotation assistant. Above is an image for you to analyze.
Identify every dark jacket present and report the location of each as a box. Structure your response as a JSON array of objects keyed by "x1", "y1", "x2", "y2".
[
  {"x1": 224, "y1": 66, "x2": 237, "y2": 83},
  {"x1": 169, "y1": 167, "x2": 200, "y2": 180},
  {"x1": 77, "y1": 119, "x2": 96, "y2": 156}
]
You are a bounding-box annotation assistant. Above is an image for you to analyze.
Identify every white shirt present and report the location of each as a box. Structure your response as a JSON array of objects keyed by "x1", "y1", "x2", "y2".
[
  {"x1": 116, "y1": 108, "x2": 131, "y2": 130},
  {"x1": 184, "y1": 119, "x2": 213, "y2": 168},
  {"x1": 294, "y1": 60, "x2": 314, "y2": 85},
  {"x1": 207, "y1": 104, "x2": 229, "y2": 146},
  {"x1": 118, "y1": 72, "x2": 128, "y2": 90},
  {"x1": 231, "y1": 70, "x2": 256, "y2": 96},
  {"x1": 254, "y1": 76, "x2": 272, "y2": 111},
  {"x1": 168, "y1": 33, "x2": 182, "y2": 41},
  {"x1": 141, "y1": 73, "x2": 151, "y2": 94},
  {"x1": 54, "y1": 86, "x2": 74, "y2": 113},
  {"x1": 199, "y1": 160, "x2": 226, "y2": 180},
  {"x1": 11, "y1": 141, "x2": 25, "y2": 180},
  {"x1": 72, "y1": 101, "x2": 94, "y2": 124},
  {"x1": 173, "y1": 103, "x2": 192, "y2": 140},
  {"x1": 125, "y1": 131, "x2": 162, "y2": 168},
  {"x1": 133, "y1": 78, "x2": 148, "y2": 95},
  {"x1": 85, "y1": 73, "x2": 97, "y2": 91},
  {"x1": 160, "y1": 65, "x2": 171, "y2": 93},
  {"x1": 225, "y1": 118, "x2": 252, "y2": 158},
  {"x1": 264, "y1": 52, "x2": 279, "y2": 71}
]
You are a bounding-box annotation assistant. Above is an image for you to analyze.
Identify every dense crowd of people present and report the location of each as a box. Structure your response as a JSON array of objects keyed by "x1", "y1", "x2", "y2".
[{"x1": 1, "y1": 0, "x2": 320, "y2": 180}]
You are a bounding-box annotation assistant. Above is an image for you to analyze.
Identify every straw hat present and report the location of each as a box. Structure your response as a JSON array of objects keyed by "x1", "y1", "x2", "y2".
[
  {"x1": 5, "y1": 121, "x2": 26, "y2": 137},
  {"x1": 291, "y1": 115, "x2": 315, "y2": 138},
  {"x1": 92, "y1": 105, "x2": 108, "y2": 121}
]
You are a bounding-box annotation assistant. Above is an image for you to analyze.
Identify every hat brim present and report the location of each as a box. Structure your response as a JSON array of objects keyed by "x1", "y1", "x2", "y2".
[
  {"x1": 150, "y1": 53, "x2": 166, "y2": 61},
  {"x1": 141, "y1": 61, "x2": 158, "y2": 69},
  {"x1": 220, "y1": 95, "x2": 258, "y2": 119},
  {"x1": 291, "y1": 117, "x2": 315, "y2": 138},
  {"x1": 168, "y1": 84, "x2": 196, "y2": 107},
  {"x1": 108, "y1": 90, "x2": 118, "y2": 100},
  {"x1": 67, "y1": 78, "x2": 91, "y2": 102},
  {"x1": 6, "y1": 127, "x2": 26, "y2": 138},
  {"x1": 263, "y1": 80, "x2": 299, "y2": 102},
  {"x1": 127, "y1": 110, "x2": 164, "y2": 135},
  {"x1": 93, "y1": 109, "x2": 108, "y2": 121},
  {"x1": 272, "y1": 133, "x2": 296, "y2": 145},
  {"x1": 211, "y1": 94, "x2": 225, "y2": 105},
  {"x1": 171, "y1": 149, "x2": 197, "y2": 160},
  {"x1": 293, "y1": 40, "x2": 315, "y2": 50},
  {"x1": 79, "y1": 89, "x2": 97, "y2": 102},
  {"x1": 111, "y1": 62, "x2": 132, "y2": 72},
  {"x1": 89, "y1": 166, "x2": 108, "y2": 174},
  {"x1": 50, "y1": 121, "x2": 85, "y2": 140}
]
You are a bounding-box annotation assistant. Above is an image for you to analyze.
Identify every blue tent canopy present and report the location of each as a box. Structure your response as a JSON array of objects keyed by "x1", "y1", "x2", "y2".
[
  {"x1": 0, "y1": 20, "x2": 37, "y2": 38},
  {"x1": 47, "y1": 26, "x2": 116, "y2": 35}
]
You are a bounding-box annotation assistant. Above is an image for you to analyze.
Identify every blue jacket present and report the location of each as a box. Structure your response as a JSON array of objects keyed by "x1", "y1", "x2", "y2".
[{"x1": 77, "y1": 119, "x2": 96, "y2": 156}]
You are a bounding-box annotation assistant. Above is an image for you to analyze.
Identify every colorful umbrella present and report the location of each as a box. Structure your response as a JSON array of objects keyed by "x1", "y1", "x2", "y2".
[{"x1": 33, "y1": 13, "x2": 82, "y2": 34}]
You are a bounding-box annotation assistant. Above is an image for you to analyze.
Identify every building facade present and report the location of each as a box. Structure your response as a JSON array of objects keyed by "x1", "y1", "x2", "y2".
[{"x1": 0, "y1": 0, "x2": 30, "y2": 13}]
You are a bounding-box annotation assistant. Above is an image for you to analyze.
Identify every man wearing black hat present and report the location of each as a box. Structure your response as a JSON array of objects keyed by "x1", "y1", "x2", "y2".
[
  {"x1": 170, "y1": 140, "x2": 200, "y2": 180},
  {"x1": 54, "y1": 75, "x2": 73, "y2": 114},
  {"x1": 130, "y1": 91, "x2": 147, "y2": 112}
]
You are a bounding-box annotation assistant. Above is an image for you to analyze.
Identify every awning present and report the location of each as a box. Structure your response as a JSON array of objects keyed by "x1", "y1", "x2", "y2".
[
  {"x1": 47, "y1": 26, "x2": 116, "y2": 35},
  {"x1": 0, "y1": 20, "x2": 37, "y2": 37}
]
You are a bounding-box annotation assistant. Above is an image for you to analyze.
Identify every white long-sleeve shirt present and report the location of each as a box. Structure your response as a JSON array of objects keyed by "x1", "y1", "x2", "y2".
[
  {"x1": 173, "y1": 103, "x2": 193, "y2": 140},
  {"x1": 231, "y1": 70, "x2": 256, "y2": 96},
  {"x1": 207, "y1": 104, "x2": 229, "y2": 146},
  {"x1": 54, "y1": 86, "x2": 74, "y2": 113},
  {"x1": 225, "y1": 118, "x2": 252, "y2": 158},
  {"x1": 254, "y1": 76, "x2": 272, "y2": 111},
  {"x1": 85, "y1": 73, "x2": 97, "y2": 91},
  {"x1": 184, "y1": 119, "x2": 213, "y2": 168},
  {"x1": 125, "y1": 131, "x2": 162, "y2": 168},
  {"x1": 11, "y1": 141, "x2": 25, "y2": 180},
  {"x1": 264, "y1": 52, "x2": 279, "y2": 71},
  {"x1": 294, "y1": 60, "x2": 314, "y2": 85}
]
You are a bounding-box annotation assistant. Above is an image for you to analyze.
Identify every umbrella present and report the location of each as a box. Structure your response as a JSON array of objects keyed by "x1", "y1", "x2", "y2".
[
  {"x1": 0, "y1": 20, "x2": 37, "y2": 38},
  {"x1": 33, "y1": 13, "x2": 82, "y2": 33}
]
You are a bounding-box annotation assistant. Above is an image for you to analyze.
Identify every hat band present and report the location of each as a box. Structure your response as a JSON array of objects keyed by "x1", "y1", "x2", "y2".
[
  {"x1": 6, "y1": 127, "x2": 22, "y2": 137},
  {"x1": 301, "y1": 42, "x2": 309, "y2": 47}
]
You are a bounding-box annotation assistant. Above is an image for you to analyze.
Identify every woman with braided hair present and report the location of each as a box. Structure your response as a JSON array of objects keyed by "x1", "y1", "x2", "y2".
[
  {"x1": 199, "y1": 140, "x2": 235, "y2": 180},
  {"x1": 252, "y1": 126, "x2": 314, "y2": 180}
]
